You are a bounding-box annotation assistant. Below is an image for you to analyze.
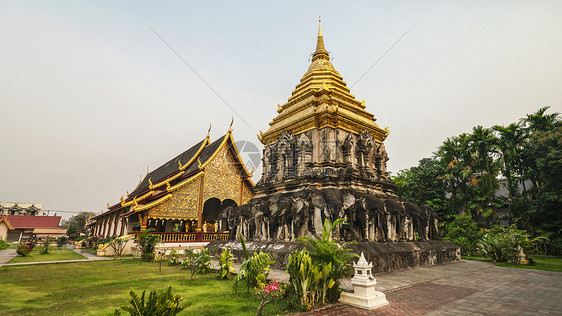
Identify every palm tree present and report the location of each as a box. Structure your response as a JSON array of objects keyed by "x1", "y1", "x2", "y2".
[
  {"x1": 493, "y1": 122, "x2": 528, "y2": 202},
  {"x1": 520, "y1": 107, "x2": 561, "y2": 191},
  {"x1": 520, "y1": 106, "x2": 560, "y2": 133}
]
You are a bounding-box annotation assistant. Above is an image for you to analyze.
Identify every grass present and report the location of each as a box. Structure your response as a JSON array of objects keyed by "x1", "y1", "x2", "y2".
[
  {"x1": 496, "y1": 256, "x2": 562, "y2": 272},
  {"x1": 8, "y1": 248, "x2": 87, "y2": 263},
  {"x1": 0, "y1": 259, "x2": 288, "y2": 315},
  {"x1": 462, "y1": 255, "x2": 562, "y2": 272}
]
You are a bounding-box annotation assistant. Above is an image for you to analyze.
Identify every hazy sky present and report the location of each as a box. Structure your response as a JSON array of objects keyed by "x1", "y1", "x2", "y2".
[{"x1": 1, "y1": 1, "x2": 561, "y2": 218}]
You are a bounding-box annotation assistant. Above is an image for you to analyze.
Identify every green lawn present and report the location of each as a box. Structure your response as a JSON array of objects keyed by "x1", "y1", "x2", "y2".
[
  {"x1": 8, "y1": 248, "x2": 86, "y2": 263},
  {"x1": 496, "y1": 256, "x2": 562, "y2": 272},
  {"x1": 462, "y1": 255, "x2": 562, "y2": 272},
  {"x1": 0, "y1": 259, "x2": 288, "y2": 316}
]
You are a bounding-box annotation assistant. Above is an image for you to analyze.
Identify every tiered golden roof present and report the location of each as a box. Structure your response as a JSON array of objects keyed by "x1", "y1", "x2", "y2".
[{"x1": 259, "y1": 21, "x2": 389, "y2": 145}]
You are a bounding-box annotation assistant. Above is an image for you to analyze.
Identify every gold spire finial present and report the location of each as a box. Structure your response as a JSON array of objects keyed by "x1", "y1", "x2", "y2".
[
  {"x1": 206, "y1": 123, "x2": 212, "y2": 139},
  {"x1": 312, "y1": 18, "x2": 329, "y2": 61},
  {"x1": 228, "y1": 117, "x2": 234, "y2": 132},
  {"x1": 178, "y1": 159, "x2": 183, "y2": 170}
]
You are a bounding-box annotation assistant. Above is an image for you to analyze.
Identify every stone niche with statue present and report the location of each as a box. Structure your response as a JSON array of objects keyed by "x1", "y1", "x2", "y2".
[{"x1": 208, "y1": 22, "x2": 459, "y2": 271}]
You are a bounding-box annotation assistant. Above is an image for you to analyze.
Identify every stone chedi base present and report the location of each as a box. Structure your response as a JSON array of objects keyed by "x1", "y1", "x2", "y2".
[{"x1": 339, "y1": 252, "x2": 389, "y2": 310}]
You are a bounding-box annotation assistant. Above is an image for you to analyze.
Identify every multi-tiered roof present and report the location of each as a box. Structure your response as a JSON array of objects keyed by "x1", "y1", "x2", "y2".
[{"x1": 259, "y1": 21, "x2": 389, "y2": 145}]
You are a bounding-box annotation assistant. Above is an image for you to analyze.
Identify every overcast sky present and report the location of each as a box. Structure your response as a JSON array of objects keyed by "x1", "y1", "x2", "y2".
[{"x1": 1, "y1": 1, "x2": 561, "y2": 218}]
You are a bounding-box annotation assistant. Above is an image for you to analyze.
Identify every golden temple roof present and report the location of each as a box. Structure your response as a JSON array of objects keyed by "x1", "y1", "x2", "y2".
[{"x1": 259, "y1": 22, "x2": 389, "y2": 145}]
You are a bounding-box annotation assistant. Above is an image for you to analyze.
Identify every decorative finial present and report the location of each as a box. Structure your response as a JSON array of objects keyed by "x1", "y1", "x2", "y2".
[
  {"x1": 107, "y1": 203, "x2": 110, "y2": 208},
  {"x1": 228, "y1": 116, "x2": 234, "y2": 132},
  {"x1": 146, "y1": 166, "x2": 149, "y2": 176},
  {"x1": 207, "y1": 123, "x2": 212, "y2": 139},
  {"x1": 126, "y1": 190, "x2": 129, "y2": 195},
  {"x1": 148, "y1": 177, "x2": 153, "y2": 187},
  {"x1": 120, "y1": 194, "x2": 124, "y2": 202},
  {"x1": 312, "y1": 17, "x2": 329, "y2": 61},
  {"x1": 166, "y1": 182, "x2": 171, "y2": 192},
  {"x1": 197, "y1": 157, "x2": 203, "y2": 169}
]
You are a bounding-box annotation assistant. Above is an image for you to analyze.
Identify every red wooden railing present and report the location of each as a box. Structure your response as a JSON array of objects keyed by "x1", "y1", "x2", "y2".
[{"x1": 150, "y1": 231, "x2": 229, "y2": 243}]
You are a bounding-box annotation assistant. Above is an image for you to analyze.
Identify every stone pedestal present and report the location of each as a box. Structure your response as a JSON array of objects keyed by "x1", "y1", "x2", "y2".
[{"x1": 339, "y1": 252, "x2": 389, "y2": 310}]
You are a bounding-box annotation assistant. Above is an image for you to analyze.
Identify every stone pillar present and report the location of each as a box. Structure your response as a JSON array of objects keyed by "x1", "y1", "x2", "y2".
[{"x1": 339, "y1": 252, "x2": 388, "y2": 310}]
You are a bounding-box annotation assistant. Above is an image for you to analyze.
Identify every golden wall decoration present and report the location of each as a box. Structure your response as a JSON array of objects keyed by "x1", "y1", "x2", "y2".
[
  {"x1": 202, "y1": 145, "x2": 242, "y2": 203},
  {"x1": 148, "y1": 176, "x2": 201, "y2": 220},
  {"x1": 241, "y1": 182, "x2": 254, "y2": 205}
]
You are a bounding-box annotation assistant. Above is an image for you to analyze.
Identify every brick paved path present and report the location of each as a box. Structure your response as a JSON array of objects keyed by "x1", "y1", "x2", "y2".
[{"x1": 294, "y1": 264, "x2": 562, "y2": 316}]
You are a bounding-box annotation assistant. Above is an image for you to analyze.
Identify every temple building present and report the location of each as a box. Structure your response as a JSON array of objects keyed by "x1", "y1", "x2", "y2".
[
  {"x1": 227, "y1": 22, "x2": 440, "y2": 243},
  {"x1": 1, "y1": 202, "x2": 45, "y2": 216},
  {"x1": 90, "y1": 126, "x2": 254, "y2": 243}
]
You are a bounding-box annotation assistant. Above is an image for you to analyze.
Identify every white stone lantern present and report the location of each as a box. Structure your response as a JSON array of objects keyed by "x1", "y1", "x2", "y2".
[{"x1": 339, "y1": 252, "x2": 389, "y2": 310}]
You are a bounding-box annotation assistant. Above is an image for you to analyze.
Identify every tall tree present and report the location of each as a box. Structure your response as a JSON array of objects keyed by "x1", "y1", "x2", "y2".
[
  {"x1": 394, "y1": 158, "x2": 450, "y2": 219},
  {"x1": 493, "y1": 123, "x2": 528, "y2": 203},
  {"x1": 67, "y1": 212, "x2": 94, "y2": 238}
]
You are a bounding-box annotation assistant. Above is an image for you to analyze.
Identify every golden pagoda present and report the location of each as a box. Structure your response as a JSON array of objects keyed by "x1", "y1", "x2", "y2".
[
  {"x1": 255, "y1": 20, "x2": 396, "y2": 195},
  {"x1": 259, "y1": 21, "x2": 389, "y2": 145}
]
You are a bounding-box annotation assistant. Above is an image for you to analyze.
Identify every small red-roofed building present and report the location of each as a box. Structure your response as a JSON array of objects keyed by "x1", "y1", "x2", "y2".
[{"x1": 1, "y1": 215, "x2": 66, "y2": 242}]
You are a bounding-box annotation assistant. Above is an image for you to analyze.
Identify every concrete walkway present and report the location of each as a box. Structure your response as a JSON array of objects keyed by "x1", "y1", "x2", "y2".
[
  {"x1": 0, "y1": 248, "x2": 17, "y2": 265},
  {"x1": 291, "y1": 260, "x2": 562, "y2": 315},
  {"x1": 0, "y1": 247, "x2": 111, "y2": 267}
]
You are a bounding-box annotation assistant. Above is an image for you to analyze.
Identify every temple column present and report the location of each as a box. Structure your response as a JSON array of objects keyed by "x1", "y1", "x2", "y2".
[
  {"x1": 196, "y1": 173, "x2": 205, "y2": 232},
  {"x1": 113, "y1": 214, "x2": 119, "y2": 236},
  {"x1": 138, "y1": 212, "x2": 148, "y2": 231}
]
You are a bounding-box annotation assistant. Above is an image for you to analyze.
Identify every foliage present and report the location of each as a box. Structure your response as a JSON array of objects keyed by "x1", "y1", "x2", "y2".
[
  {"x1": 16, "y1": 242, "x2": 33, "y2": 257},
  {"x1": 234, "y1": 234, "x2": 275, "y2": 294},
  {"x1": 442, "y1": 214, "x2": 482, "y2": 254},
  {"x1": 56, "y1": 236, "x2": 68, "y2": 249},
  {"x1": 286, "y1": 249, "x2": 335, "y2": 310},
  {"x1": 217, "y1": 247, "x2": 236, "y2": 280},
  {"x1": 67, "y1": 212, "x2": 94, "y2": 238},
  {"x1": 255, "y1": 279, "x2": 285, "y2": 316},
  {"x1": 135, "y1": 229, "x2": 160, "y2": 263},
  {"x1": 167, "y1": 250, "x2": 181, "y2": 266},
  {"x1": 181, "y1": 248, "x2": 212, "y2": 279},
  {"x1": 41, "y1": 237, "x2": 53, "y2": 254},
  {"x1": 391, "y1": 107, "x2": 561, "y2": 254},
  {"x1": 394, "y1": 157, "x2": 450, "y2": 220},
  {"x1": 0, "y1": 239, "x2": 10, "y2": 250},
  {"x1": 295, "y1": 218, "x2": 358, "y2": 304},
  {"x1": 477, "y1": 225, "x2": 533, "y2": 264},
  {"x1": 109, "y1": 237, "x2": 127, "y2": 258},
  {"x1": 113, "y1": 286, "x2": 186, "y2": 316}
]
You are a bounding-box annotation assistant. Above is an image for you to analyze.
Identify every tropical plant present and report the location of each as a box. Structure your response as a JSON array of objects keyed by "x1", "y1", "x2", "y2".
[
  {"x1": 286, "y1": 249, "x2": 336, "y2": 310},
  {"x1": 109, "y1": 237, "x2": 127, "y2": 259},
  {"x1": 167, "y1": 250, "x2": 181, "y2": 266},
  {"x1": 477, "y1": 225, "x2": 534, "y2": 264},
  {"x1": 181, "y1": 248, "x2": 212, "y2": 279},
  {"x1": 233, "y1": 234, "x2": 275, "y2": 294},
  {"x1": 41, "y1": 237, "x2": 53, "y2": 254},
  {"x1": 135, "y1": 229, "x2": 160, "y2": 263},
  {"x1": 216, "y1": 247, "x2": 236, "y2": 280},
  {"x1": 295, "y1": 218, "x2": 358, "y2": 303},
  {"x1": 113, "y1": 286, "x2": 186, "y2": 316}
]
